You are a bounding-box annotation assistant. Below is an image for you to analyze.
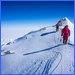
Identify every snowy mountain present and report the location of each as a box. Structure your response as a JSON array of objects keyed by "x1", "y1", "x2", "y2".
[{"x1": 1, "y1": 17, "x2": 74, "y2": 74}]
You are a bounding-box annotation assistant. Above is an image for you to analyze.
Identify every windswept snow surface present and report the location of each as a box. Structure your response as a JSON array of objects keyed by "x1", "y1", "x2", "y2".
[
  {"x1": 1, "y1": 18, "x2": 74, "y2": 74},
  {"x1": 1, "y1": 27, "x2": 41, "y2": 45}
]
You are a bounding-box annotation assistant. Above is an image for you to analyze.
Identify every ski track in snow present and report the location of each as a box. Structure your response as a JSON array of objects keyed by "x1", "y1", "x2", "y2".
[
  {"x1": 42, "y1": 52, "x2": 59, "y2": 74},
  {"x1": 22, "y1": 51, "x2": 62, "y2": 74},
  {"x1": 50, "y1": 51, "x2": 62, "y2": 74},
  {"x1": 26, "y1": 61, "x2": 42, "y2": 74}
]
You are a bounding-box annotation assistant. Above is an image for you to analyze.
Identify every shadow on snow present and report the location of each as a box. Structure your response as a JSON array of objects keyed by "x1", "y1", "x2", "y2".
[
  {"x1": 41, "y1": 31, "x2": 56, "y2": 36},
  {"x1": 68, "y1": 43, "x2": 74, "y2": 46},
  {"x1": 23, "y1": 44, "x2": 63, "y2": 56}
]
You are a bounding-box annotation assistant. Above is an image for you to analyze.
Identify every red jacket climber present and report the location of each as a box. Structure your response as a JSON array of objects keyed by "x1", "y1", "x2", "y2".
[
  {"x1": 61, "y1": 25, "x2": 70, "y2": 44},
  {"x1": 56, "y1": 23, "x2": 59, "y2": 32}
]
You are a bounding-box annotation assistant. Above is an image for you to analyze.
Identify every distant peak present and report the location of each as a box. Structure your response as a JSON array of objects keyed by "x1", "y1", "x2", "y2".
[
  {"x1": 64, "y1": 17, "x2": 68, "y2": 19},
  {"x1": 64, "y1": 17, "x2": 68, "y2": 20}
]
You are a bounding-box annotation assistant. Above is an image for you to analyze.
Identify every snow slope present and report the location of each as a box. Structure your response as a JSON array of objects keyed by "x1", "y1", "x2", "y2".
[
  {"x1": 1, "y1": 27, "x2": 41, "y2": 45},
  {"x1": 1, "y1": 17, "x2": 74, "y2": 74}
]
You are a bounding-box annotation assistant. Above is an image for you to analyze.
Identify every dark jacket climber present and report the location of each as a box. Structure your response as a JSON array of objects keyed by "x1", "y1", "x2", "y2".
[{"x1": 56, "y1": 23, "x2": 59, "y2": 32}]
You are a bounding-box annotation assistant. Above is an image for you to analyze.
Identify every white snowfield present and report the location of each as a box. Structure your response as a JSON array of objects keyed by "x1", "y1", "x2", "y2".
[{"x1": 1, "y1": 17, "x2": 74, "y2": 74}]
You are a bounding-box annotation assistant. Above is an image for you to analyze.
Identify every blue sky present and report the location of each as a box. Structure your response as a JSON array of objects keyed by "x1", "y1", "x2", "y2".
[{"x1": 1, "y1": 1, "x2": 74, "y2": 27}]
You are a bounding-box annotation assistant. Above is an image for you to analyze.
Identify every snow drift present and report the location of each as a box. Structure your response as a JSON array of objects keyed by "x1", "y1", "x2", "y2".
[{"x1": 1, "y1": 17, "x2": 74, "y2": 74}]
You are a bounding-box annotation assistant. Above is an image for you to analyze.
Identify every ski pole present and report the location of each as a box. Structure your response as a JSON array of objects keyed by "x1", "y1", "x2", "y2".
[
  {"x1": 68, "y1": 36, "x2": 70, "y2": 43},
  {"x1": 59, "y1": 28, "x2": 62, "y2": 43}
]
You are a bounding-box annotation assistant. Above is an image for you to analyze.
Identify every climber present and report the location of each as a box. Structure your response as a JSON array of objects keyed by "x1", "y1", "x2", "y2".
[
  {"x1": 56, "y1": 23, "x2": 59, "y2": 32},
  {"x1": 61, "y1": 25, "x2": 70, "y2": 44}
]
